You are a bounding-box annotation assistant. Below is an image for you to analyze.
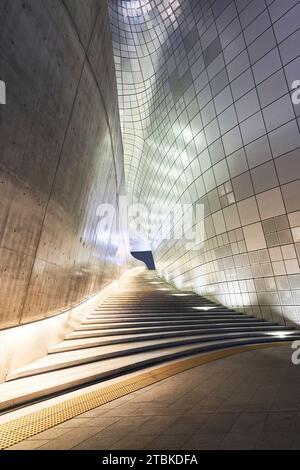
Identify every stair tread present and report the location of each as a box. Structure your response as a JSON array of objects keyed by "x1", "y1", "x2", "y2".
[
  {"x1": 82, "y1": 315, "x2": 251, "y2": 323},
  {"x1": 1, "y1": 337, "x2": 297, "y2": 411},
  {"x1": 72, "y1": 320, "x2": 278, "y2": 334},
  {"x1": 66, "y1": 323, "x2": 296, "y2": 340},
  {"x1": 51, "y1": 327, "x2": 298, "y2": 352},
  {"x1": 7, "y1": 332, "x2": 300, "y2": 381},
  {"x1": 76, "y1": 318, "x2": 275, "y2": 329},
  {"x1": 87, "y1": 313, "x2": 243, "y2": 319}
]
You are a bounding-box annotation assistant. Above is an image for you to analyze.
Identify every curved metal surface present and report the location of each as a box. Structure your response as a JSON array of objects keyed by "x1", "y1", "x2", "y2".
[{"x1": 109, "y1": 0, "x2": 300, "y2": 325}]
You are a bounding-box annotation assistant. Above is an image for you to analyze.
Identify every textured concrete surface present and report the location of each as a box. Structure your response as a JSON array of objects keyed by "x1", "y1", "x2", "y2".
[
  {"x1": 7, "y1": 346, "x2": 300, "y2": 450},
  {"x1": 0, "y1": 0, "x2": 128, "y2": 329}
]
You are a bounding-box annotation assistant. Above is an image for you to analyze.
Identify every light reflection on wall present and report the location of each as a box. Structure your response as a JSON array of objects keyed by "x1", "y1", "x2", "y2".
[{"x1": 110, "y1": 0, "x2": 300, "y2": 326}]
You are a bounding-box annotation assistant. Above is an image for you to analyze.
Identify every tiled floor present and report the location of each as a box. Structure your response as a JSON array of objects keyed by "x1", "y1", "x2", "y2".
[{"x1": 7, "y1": 345, "x2": 300, "y2": 450}]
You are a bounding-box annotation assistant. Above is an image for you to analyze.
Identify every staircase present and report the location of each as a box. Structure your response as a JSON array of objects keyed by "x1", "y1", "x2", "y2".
[{"x1": 0, "y1": 269, "x2": 299, "y2": 412}]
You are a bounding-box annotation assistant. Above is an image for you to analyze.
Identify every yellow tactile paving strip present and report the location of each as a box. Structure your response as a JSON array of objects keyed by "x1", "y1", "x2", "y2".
[{"x1": 0, "y1": 342, "x2": 290, "y2": 449}]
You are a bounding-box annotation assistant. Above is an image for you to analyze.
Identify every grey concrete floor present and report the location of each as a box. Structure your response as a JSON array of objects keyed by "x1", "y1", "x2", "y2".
[{"x1": 7, "y1": 345, "x2": 300, "y2": 450}]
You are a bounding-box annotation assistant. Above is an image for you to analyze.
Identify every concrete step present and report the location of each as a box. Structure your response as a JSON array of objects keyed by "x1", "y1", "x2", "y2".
[
  {"x1": 6, "y1": 332, "x2": 300, "y2": 382},
  {"x1": 66, "y1": 323, "x2": 296, "y2": 340},
  {"x1": 1, "y1": 336, "x2": 298, "y2": 411},
  {"x1": 49, "y1": 326, "x2": 299, "y2": 353},
  {"x1": 84, "y1": 314, "x2": 250, "y2": 323},
  {"x1": 99, "y1": 304, "x2": 214, "y2": 308},
  {"x1": 93, "y1": 307, "x2": 233, "y2": 313},
  {"x1": 77, "y1": 318, "x2": 276, "y2": 330},
  {"x1": 101, "y1": 300, "x2": 213, "y2": 305},
  {"x1": 85, "y1": 315, "x2": 246, "y2": 322},
  {"x1": 69, "y1": 321, "x2": 279, "y2": 336},
  {"x1": 101, "y1": 300, "x2": 205, "y2": 303},
  {"x1": 88, "y1": 311, "x2": 239, "y2": 318},
  {"x1": 98, "y1": 301, "x2": 219, "y2": 306}
]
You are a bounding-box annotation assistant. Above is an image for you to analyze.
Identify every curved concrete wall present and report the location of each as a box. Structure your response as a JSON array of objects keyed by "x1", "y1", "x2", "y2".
[
  {"x1": 0, "y1": 0, "x2": 129, "y2": 329},
  {"x1": 110, "y1": 0, "x2": 300, "y2": 325}
]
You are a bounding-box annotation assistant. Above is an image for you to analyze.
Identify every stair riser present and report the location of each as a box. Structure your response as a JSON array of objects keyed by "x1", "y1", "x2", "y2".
[
  {"x1": 75, "y1": 320, "x2": 277, "y2": 332},
  {"x1": 95, "y1": 305, "x2": 227, "y2": 308},
  {"x1": 79, "y1": 319, "x2": 273, "y2": 328},
  {"x1": 90, "y1": 312, "x2": 239, "y2": 317}
]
